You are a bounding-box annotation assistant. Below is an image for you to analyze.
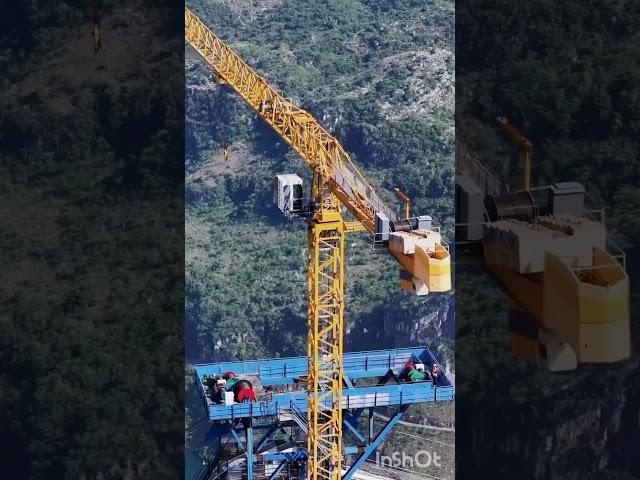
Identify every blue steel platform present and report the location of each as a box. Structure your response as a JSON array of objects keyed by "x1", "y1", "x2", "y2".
[
  {"x1": 191, "y1": 347, "x2": 454, "y2": 480},
  {"x1": 194, "y1": 347, "x2": 454, "y2": 421}
]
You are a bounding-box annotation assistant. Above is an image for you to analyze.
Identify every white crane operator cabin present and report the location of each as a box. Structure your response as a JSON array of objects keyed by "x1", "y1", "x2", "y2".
[{"x1": 275, "y1": 174, "x2": 304, "y2": 217}]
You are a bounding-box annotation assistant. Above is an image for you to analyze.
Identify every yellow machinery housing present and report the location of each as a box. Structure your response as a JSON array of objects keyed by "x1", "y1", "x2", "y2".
[
  {"x1": 456, "y1": 133, "x2": 630, "y2": 371},
  {"x1": 487, "y1": 232, "x2": 630, "y2": 371}
]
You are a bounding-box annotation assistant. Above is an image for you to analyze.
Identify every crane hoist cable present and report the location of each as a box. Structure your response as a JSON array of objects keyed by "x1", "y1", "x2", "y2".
[{"x1": 223, "y1": 137, "x2": 229, "y2": 162}]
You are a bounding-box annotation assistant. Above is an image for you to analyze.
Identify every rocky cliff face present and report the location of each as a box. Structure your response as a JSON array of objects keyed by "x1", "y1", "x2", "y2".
[
  {"x1": 315, "y1": 46, "x2": 454, "y2": 125},
  {"x1": 456, "y1": 270, "x2": 640, "y2": 478},
  {"x1": 475, "y1": 369, "x2": 639, "y2": 478},
  {"x1": 457, "y1": 342, "x2": 640, "y2": 479},
  {"x1": 382, "y1": 294, "x2": 454, "y2": 343}
]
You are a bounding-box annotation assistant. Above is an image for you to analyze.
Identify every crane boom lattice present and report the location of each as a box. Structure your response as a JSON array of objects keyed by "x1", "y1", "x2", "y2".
[{"x1": 185, "y1": 8, "x2": 396, "y2": 232}]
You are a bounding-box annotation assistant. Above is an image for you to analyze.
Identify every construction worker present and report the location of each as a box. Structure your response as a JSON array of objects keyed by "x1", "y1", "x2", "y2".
[
  {"x1": 203, "y1": 376, "x2": 224, "y2": 403},
  {"x1": 401, "y1": 362, "x2": 428, "y2": 382},
  {"x1": 212, "y1": 378, "x2": 226, "y2": 404},
  {"x1": 399, "y1": 362, "x2": 414, "y2": 380},
  {"x1": 234, "y1": 381, "x2": 256, "y2": 403},
  {"x1": 408, "y1": 365, "x2": 428, "y2": 382},
  {"x1": 431, "y1": 364, "x2": 441, "y2": 386},
  {"x1": 223, "y1": 371, "x2": 237, "y2": 390}
]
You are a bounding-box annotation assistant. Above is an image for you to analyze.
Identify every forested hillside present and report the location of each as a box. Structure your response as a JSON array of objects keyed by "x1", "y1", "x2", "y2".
[
  {"x1": 456, "y1": 1, "x2": 640, "y2": 478},
  {"x1": 185, "y1": 0, "x2": 455, "y2": 365},
  {"x1": 1, "y1": 1, "x2": 184, "y2": 477},
  {"x1": 185, "y1": 1, "x2": 455, "y2": 476}
]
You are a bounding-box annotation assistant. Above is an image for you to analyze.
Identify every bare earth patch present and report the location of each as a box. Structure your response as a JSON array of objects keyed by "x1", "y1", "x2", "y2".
[
  {"x1": 4, "y1": 0, "x2": 164, "y2": 116},
  {"x1": 187, "y1": 142, "x2": 251, "y2": 187}
]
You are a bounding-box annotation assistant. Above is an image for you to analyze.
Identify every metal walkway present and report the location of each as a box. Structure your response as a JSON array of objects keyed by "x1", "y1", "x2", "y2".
[
  {"x1": 194, "y1": 347, "x2": 453, "y2": 421},
  {"x1": 191, "y1": 348, "x2": 454, "y2": 480}
]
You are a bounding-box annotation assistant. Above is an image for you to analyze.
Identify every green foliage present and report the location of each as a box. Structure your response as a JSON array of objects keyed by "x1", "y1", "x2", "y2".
[
  {"x1": 185, "y1": 0, "x2": 455, "y2": 368},
  {"x1": 1, "y1": 1, "x2": 184, "y2": 477},
  {"x1": 456, "y1": 1, "x2": 640, "y2": 476}
]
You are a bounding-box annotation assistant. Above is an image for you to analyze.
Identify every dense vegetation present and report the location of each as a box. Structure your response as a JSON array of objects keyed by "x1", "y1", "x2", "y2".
[
  {"x1": 185, "y1": 0, "x2": 455, "y2": 476},
  {"x1": 1, "y1": 1, "x2": 184, "y2": 478},
  {"x1": 458, "y1": 1, "x2": 640, "y2": 261},
  {"x1": 185, "y1": 0, "x2": 455, "y2": 364},
  {"x1": 456, "y1": 0, "x2": 640, "y2": 478}
]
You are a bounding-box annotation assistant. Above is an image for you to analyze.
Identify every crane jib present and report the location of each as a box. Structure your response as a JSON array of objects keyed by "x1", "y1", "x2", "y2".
[{"x1": 184, "y1": 8, "x2": 396, "y2": 230}]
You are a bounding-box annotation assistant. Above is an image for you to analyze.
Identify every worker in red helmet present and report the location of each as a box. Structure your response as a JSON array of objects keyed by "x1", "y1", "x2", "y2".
[
  {"x1": 401, "y1": 362, "x2": 428, "y2": 382},
  {"x1": 236, "y1": 387, "x2": 256, "y2": 403},
  {"x1": 232, "y1": 379, "x2": 256, "y2": 403},
  {"x1": 222, "y1": 371, "x2": 237, "y2": 390},
  {"x1": 400, "y1": 362, "x2": 415, "y2": 380}
]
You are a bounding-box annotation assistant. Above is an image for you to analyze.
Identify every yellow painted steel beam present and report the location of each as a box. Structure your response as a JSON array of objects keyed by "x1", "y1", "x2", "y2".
[
  {"x1": 186, "y1": 11, "x2": 348, "y2": 476},
  {"x1": 185, "y1": 7, "x2": 451, "y2": 298},
  {"x1": 185, "y1": 10, "x2": 452, "y2": 478},
  {"x1": 343, "y1": 221, "x2": 367, "y2": 233},
  {"x1": 307, "y1": 209, "x2": 344, "y2": 480},
  {"x1": 485, "y1": 249, "x2": 630, "y2": 367}
]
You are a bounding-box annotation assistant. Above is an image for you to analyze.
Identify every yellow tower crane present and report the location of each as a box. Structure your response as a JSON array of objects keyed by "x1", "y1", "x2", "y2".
[{"x1": 185, "y1": 9, "x2": 451, "y2": 480}]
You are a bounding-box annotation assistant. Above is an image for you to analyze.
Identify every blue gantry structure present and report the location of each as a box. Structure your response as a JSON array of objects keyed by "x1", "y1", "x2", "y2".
[{"x1": 190, "y1": 347, "x2": 454, "y2": 480}]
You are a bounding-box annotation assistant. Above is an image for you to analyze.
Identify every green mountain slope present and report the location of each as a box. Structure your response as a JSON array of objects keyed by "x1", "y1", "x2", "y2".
[
  {"x1": 456, "y1": 1, "x2": 640, "y2": 477},
  {"x1": 1, "y1": 1, "x2": 184, "y2": 477},
  {"x1": 185, "y1": 0, "x2": 455, "y2": 366},
  {"x1": 185, "y1": 1, "x2": 456, "y2": 476}
]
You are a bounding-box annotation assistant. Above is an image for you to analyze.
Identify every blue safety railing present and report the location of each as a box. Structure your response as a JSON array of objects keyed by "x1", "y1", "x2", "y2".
[
  {"x1": 193, "y1": 347, "x2": 453, "y2": 421},
  {"x1": 195, "y1": 347, "x2": 447, "y2": 385},
  {"x1": 205, "y1": 381, "x2": 454, "y2": 421}
]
